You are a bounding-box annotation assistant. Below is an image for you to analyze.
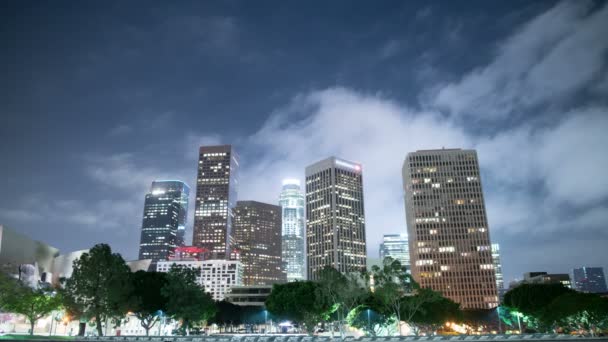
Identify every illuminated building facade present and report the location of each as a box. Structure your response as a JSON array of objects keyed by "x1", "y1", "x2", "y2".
[
  {"x1": 193, "y1": 145, "x2": 239, "y2": 259},
  {"x1": 138, "y1": 180, "x2": 189, "y2": 268},
  {"x1": 279, "y1": 179, "x2": 306, "y2": 282},
  {"x1": 156, "y1": 259, "x2": 242, "y2": 301},
  {"x1": 305, "y1": 157, "x2": 367, "y2": 281},
  {"x1": 233, "y1": 201, "x2": 285, "y2": 285},
  {"x1": 573, "y1": 267, "x2": 608, "y2": 293},
  {"x1": 403, "y1": 149, "x2": 498, "y2": 309},
  {"x1": 379, "y1": 233, "x2": 410, "y2": 270},
  {"x1": 492, "y1": 243, "x2": 505, "y2": 296}
]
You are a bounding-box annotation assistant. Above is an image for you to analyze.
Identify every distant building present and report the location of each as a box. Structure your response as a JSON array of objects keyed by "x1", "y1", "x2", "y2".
[
  {"x1": 492, "y1": 244, "x2": 505, "y2": 296},
  {"x1": 138, "y1": 180, "x2": 189, "y2": 269},
  {"x1": 573, "y1": 267, "x2": 608, "y2": 293},
  {"x1": 193, "y1": 145, "x2": 239, "y2": 259},
  {"x1": 403, "y1": 149, "x2": 499, "y2": 309},
  {"x1": 305, "y1": 157, "x2": 367, "y2": 281},
  {"x1": 379, "y1": 233, "x2": 410, "y2": 270},
  {"x1": 156, "y1": 259, "x2": 242, "y2": 301},
  {"x1": 279, "y1": 179, "x2": 306, "y2": 282},
  {"x1": 522, "y1": 272, "x2": 572, "y2": 288},
  {"x1": 225, "y1": 285, "x2": 273, "y2": 306},
  {"x1": 233, "y1": 201, "x2": 285, "y2": 285}
]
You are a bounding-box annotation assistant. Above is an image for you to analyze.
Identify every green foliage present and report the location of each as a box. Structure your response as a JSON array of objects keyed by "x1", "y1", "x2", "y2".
[
  {"x1": 160, "y1": 265, "x2": 216, "y2": 334},
  {"x1": 347, "y1": 293, "x2": 396, "y2": 336},
  {"x1": 208, "y1": 301, "x2": 243, "y2": 332},
  {"x1": 504, "y1": 283, "x2": 573, "y2": 318},
  {"x1": 61, "y1": 244, "x2": 133, "y2": 336},
  {"x1": 316, "y1": 266, "x2": 368, "y2": 338},
  {"x1": 0, "y1": 273, "x2": 62, "y2": 335},
  {"x1": 542, "y1": 292, "x2": 608, "y2": 334},
  {"x1": 265, "y1": 281, "x2": 330, "y2": 334},
  {"x1": 130, "y1": 271, "x2": 169, "y2": 335},
  {"x1": 409, "y1": 294, "x2": 461, "y2": 334}
]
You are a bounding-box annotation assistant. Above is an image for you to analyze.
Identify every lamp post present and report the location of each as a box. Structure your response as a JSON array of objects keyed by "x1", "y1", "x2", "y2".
[
  {"x1": 157, "y1": 310, "x2": 164, "y2": 336},
  {"x1": 367, "y1": 309, "x2": 371, "y2": 333},
  {"x1": 264, "y1": 310, "x2": 268, "y2": 335},
  {"x1": 515, "y1": 312, "x2": 522, "y2": 334},
  {"x1": 497, "y1": 307, "x2": 502, "y2": 334}
]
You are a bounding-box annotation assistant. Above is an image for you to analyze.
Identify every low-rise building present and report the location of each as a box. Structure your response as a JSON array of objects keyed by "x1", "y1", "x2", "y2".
[
  {"x1": 225, "y1": 285, "x2": 273, "y2": 306},
  {"x1": 156, "y1": 259, "x2": 242, "y2": 301}
]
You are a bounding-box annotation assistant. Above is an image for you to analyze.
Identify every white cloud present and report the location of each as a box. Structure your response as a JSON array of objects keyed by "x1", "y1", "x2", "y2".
[{"x1": 433, "y1": 1, "x2": 607, "y2": 120}]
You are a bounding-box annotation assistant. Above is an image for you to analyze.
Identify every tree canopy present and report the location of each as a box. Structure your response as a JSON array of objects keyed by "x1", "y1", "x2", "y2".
[
  {"x1": 130, "y1": 271, "x2": 169, "y2": 335},
  {"x1": 62, "y1": 244, "x2": 133, "y2": 336}
]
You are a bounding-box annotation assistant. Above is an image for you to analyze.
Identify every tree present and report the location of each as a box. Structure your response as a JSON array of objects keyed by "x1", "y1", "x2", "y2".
[
  {"x1": 0, "y1": 273, "x2": 62, "y2": 335},
  {"x1": 209, "y1": 301, "x2": 243, "y2": 333},
  {"x1": 542, "y1": 292, "x2": 608, "y2": 335},
  {"x1": 316, "y1": 266, "x2": 368, "y2": 339},
  {"x1": 130, "y1": 271, "x2": 169, "y2": 336},
  {"x1": 409, "y1": 295, "x2": 461, "y2": 335},
  {"x1": 503, "y1": 283, "x2": 574, "y2": 332},
  {"x1": 161, "y1": 265, "x2": 216, "y2": 335},
  {"x1": 371, "y1": 257, "x2": 419, "y2": 334},
  {"x1": 62, "y1": 244, "x2": 133, "y2": 336},
  {"x1": 347, "y1": 292, "x2": 396, "y2": 336},
  {"x1": 265, "y1": 281, "x2": 330, "y2": 334}
]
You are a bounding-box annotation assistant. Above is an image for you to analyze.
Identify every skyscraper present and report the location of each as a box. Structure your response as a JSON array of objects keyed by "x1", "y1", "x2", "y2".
[
  {"x1": 403, "y1": 149, "x2": 498, "y2": 309},
  {"x1": 138, "y1": 180, "x2": 190, "y2": 268},
  {"x1": 233, "y1": 201, "x2": 285, "y2": 285},
  {"x1": 279, "y1": 179, "x2": 306, "y2": 282},
  {"x1": 573, "y1": 267, "x2": 608, "y2": 293},
  {"x1": 305, "y1": 157, "x2": 367, "y2": 281},
  {"x1": 193, "y1": 145, "x2": 239, "y2": 259},
  {"x1": 492, "y1": 243, "x2": 505, "y2": 297},
  {"x1": 379, "y1": 233, "x2": 410, "y2": 270}
]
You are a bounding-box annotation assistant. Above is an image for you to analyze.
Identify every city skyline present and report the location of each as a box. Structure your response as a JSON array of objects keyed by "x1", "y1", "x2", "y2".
[{"x1": 2, "y1": 1, "x2": 608, "y2": 285}]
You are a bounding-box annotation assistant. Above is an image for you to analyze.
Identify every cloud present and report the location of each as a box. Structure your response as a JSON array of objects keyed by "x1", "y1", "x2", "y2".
[{"x1": 433, "y1": 1, "x2": 608, "y2": 120}]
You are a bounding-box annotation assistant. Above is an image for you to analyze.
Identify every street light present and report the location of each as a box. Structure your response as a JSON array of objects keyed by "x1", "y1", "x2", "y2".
[
  {"x1": 264, "y1": 310, "x2": 268, "y2": 334},
  {"x1": 367, "y1": 309, "x2": 371, "y2": 333},
  {"x1": 514, "y1": 312, "x2": 523, "y2": 334}
]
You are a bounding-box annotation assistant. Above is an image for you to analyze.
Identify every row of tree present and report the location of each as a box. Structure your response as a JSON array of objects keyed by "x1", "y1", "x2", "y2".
[
  {"x1": 502, "y1": 283, "x2": 608, "y2": 335},
  {"x1": 265, "y1": 257, "x2": 462, "y2": 336},
  {"x1": 0, "y1": 244, "x2": 217, "y2": 336}
]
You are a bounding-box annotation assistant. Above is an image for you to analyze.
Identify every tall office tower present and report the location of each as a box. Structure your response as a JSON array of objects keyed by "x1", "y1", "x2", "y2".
[
  {"x1": 492, "y1": 243, "x2": 505, "y2": 296},
  {"x1": 305, "y1": 157, "x2": 367, "y2": 281},
  {"x1": 279, "y1": 179, "x2": 306, "y2": 282},
  {"x1": 193, "y1": 145, "x2": 239, "y2": 259},
  {"x1": 138, "y1": 180, "x2": 190, "y2": 268},
  {"x1": 233, "y1": 201, "x2": 285, "y2": 285},
  {"x1": 573, "y1": 267, "x2": 608, "y2": 293},
  {"x1": 379, "y1": 233, "x2": 410, "y2": 270},
  {"x1": 403, "y1": 149, "x2": 498, "y2": 309}
]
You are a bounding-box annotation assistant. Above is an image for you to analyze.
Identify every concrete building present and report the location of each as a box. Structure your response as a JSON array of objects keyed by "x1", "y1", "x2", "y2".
[
  {"x1": 225, "y1": 285, "x2": 273, "y2": 306},
  {"x1": 305, "y1": 157, "x2": 367, "y2": 281},
  {"x1": 156, "y1": 259, "x2": 243, "y2": 301},
  {"x1": 573, "y1": 267, "x2": 608, "y2": 293},
  {"x1": 138, "y1": 180, "x2": 189, "y2": 269},
  {"x1": 379, "y1": 233, "x2": 410, "y2": 270},
  {"x1": 233, "y1": 201, "x2": 285, "y2": 285},
  {"x1": 403, "y1": 149, "x2": 498, "y2": 309},
  {"x1": 279, "y1": 179, "x2": 306, "y2": 282},
  {"x1": 193, "y1": 145, "x2": 239, "y2": 259}
]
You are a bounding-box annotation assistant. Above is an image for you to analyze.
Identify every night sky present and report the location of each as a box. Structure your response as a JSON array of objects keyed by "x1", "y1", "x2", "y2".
[{"x1": 2, "y1": 1, "x2": 607, "y2": 285}]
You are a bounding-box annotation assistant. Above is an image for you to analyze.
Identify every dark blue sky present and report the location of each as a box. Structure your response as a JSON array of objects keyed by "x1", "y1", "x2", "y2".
[{"x1": 2, "y1": 0, "x2": 607, "y2": 285}]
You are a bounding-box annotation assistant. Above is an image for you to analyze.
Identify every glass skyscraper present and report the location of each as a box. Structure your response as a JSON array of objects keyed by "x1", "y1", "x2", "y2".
[
  {"x1": 573, "y1": 267, "x2": 608, "y2": 293},
  {"x1": 305, "y1": 157, "x2": 367, "y2": 281},
  {"x1": 379, "y1": 233, "x2": 410, "y2": 270},
  {"x1": 193, "y1": 145, "x2": 239, "y2": 259},
  {"x1": 138, "y1": 180, "x2": 190, "y2": 268},
  {"x1": 279, "y1": 179, "x2": 306, "y2": 282}
]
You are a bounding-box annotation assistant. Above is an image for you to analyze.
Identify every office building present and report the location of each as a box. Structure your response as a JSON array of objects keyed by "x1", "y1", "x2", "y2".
[
  {"x1": 193, "y1": 145, "x2": 239, "y2": 259},
  {"x1": 138, "y1": 180, "x2": 189, "y2": 268},
  {"x1": 279, "y1": 179, "x2": 306, "y2": 282},
  {"x1": 379, "y1": 233, "x2": 410, "y2": 270},
  {"x1": 225, "y1": 285, "x2": 273, "y2": 306},
  {"x1": 522, "y1": 272, "x2": 572, "y2": 288},
  {"x1": 305, "y1": 157, "x2": 367, "y2": 281},
  {"x1": 573, "y1": 267, "x2": 608, "y2": 293},
  {"x1": 492, "y1": 244, "x2": 505, "y2": 298},
  {"x1": 157, "y1": 259, "x2": 243, "y2": 301},
  {"x1": 233, "y1": 201, "x2": 285, "y2": 285},
  {"x1": 403, "y1": 149, "x2": 498, "y2": 309}
]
